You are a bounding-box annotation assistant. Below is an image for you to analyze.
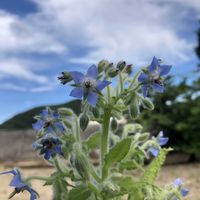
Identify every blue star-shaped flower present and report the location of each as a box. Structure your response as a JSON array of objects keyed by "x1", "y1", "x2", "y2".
[
  {"x1": 32, "y1": 134, "x2": 63, "y2": 160},
  {"x1": 32, "y1": 108, "x2": 64, "y2": 134},
  {"x1": 0, "y1": 168, "x2": 38, "y2": 200},
  {"x1": 171, "y1": 178, "x2": 189, "y2": 200},
  {"x1": 70, "y1": 65, "x2": 111, "y2": 106},
  {"x1": 149, "y1": 131, "x2": 169, "y2": 157},
  {"x1": 138, "y1": 56, "x2": 172, "y2": 97}
]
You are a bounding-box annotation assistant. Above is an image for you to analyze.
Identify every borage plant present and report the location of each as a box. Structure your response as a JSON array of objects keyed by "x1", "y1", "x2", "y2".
[{"x1": 1, "y1": 57, "x2": 189, "y2": 200}]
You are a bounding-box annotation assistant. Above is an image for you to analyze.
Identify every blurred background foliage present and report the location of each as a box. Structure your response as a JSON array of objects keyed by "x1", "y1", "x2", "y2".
[{"x1": 0, "y1": 25, "x2": 199, "y2": 158}]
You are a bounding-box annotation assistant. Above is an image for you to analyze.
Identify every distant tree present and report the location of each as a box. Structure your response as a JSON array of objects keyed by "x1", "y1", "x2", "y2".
[{"x1": 136, "y1": 23, "x2": 200, "y2": 159}]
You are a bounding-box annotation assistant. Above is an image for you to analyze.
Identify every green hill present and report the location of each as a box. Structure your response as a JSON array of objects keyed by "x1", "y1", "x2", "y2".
[{"x1": 0, "y1": 100, "x2": 81, "y2": 130}]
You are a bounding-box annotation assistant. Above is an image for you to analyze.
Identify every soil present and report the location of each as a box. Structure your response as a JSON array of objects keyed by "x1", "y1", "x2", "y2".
[{"x1": 0, "y1": 163, "x2": 199, "y2": 200}]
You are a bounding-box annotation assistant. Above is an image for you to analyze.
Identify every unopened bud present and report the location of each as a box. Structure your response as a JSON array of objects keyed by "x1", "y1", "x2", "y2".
[
  {"x1": 58, "y1": 72, "x2": 72, "y2": 84},
  {"x1": 107, "y1": 68, "x2": 119, "y2": 78},
  {"x1": 130, "y1": 96, "x2": 140, "y2": 119},
  {"x1": 142, "y1": 98, "x2": 154, "y2": 110},
  {"x1": 79, "y1": 113, "x2": 89, "y2": 131},
  {"x1": 98, "y1": 59, "x2": 109, "y2": 73},
  {"x1": 124, "y1": 64, "x2": 132, "y2": 74},
  {"x1": 74, "y1": 143, "x2": 90, "y2": 180},
  {"x1": 57, "y1": 108, "x2": 74, "y2": 116},
  {"x1": 105, "y1": 63, "x2": 114, "y2": 73},
  {"x1": 117, "y1": 61, "x2": 126, "y2": 71}
]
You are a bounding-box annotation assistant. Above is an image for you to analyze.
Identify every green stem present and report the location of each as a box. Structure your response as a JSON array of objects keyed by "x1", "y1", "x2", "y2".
[
  {"x1": 75, "y1": 116, "x2": 80, "y2": 142},
  {"x1": 101, "y1": 109, "x2": 111, "y2": 180},
  {"x1": 25, "y1": 176, "x2": 53, "y2": 182},
  {"x1": 128, "y1": 69, "x2": 141, "y2": 89},
  {"x1": 119, "y1": 73, "x2": 124, "y2": 93},
  {"x1": 106, "y1": 86, "x2": 111, "y2": 104}
]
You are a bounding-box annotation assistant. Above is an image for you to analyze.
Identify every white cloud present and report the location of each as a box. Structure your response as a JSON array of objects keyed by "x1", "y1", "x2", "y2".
[
  {"x1": 32, "y1": 0, "x2": 197, "y2": 65},
  {"x1": 0, "y1": 58, "x2": 48, "y2": 83},
  {"x1": 30, "y1": 85, "x2": 56, "y2": 93},
  {"x1": 0, "y1": 0, "x2": 198, "y2": 91},
  {"x1": 0, "y1": 83, "x2": 27, "y2": 92},
  {"x1": 0, "y1": 11, "x2": 66, "y2": 54}
]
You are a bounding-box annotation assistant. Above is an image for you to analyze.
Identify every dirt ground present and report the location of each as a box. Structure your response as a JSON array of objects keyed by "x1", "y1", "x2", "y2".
[{"x1": 0, "y1": 163, "x2": 199, "y2": 200}]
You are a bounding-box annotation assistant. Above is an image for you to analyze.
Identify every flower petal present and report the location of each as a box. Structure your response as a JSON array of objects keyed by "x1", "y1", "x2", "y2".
[
  {"x1": 149, "y1": 147, "x2": 159, "y2": 157},
  {"x1": 32, "y1": 120, "x2": 44, "y2": 131},
  {"x1": 87, "y1": 64, "x2": 97, "y2": 79},
  {"x1": 96, "y1": 80, "x2": 111, "y2": 91},
  {"x1": 158, "y1": 65, "x2": 172, "y2": 76},
  {"x1": 44, "y1": 151, "x2": 51, "y2": 160},
  {"x1": 147, "y1": 56, "x2": 159, "y2": 72},
  {"x1": 180, "y1": 188, "x2": 189, "y2": 197},
  {"x1": 54, "y1": 145, "x2": 62, "y2": 155},
  {"x1": 53, "y1": 122, "x2": 64, "y2": 133},
  {"x1": 10, "y1": 174, "x2": 25, "y2": 187},
  {"x1": 158, "y1": 137, "x2": 169, "y2": 146},
  {"x1": 45, "y1": 126, "x2": 53, "y2": 133},
  {"x1": 152, "y1": 83, "x2": 164, "y2": 93},
  {"x1": 138, "y1": 73, "x2": 148, "y2": 82},
  {"x1": 70, "y1": 87, "x2": 84, "y2": 99},
  {"x1": 0, "y1": 169, "x2": 17, "y2": 176},
  {"x1": 40, "y1": 109, "x2": 48, "y2": 118},
  {"x1": 26, "y1": 187, "x2": 37, "y2": 200},
  {"x1": 87, "y1": 91, "x2": 98, "y2": 106},
  {"x1": 70, "y1": 71, "x2": 84, "y2": 84},
  {"x1": 141, "y1": 84, "x2": 148, "y2": 97},
  {"x1": 173, "y1": 178, "x2": 182, "y2": 186},
  {"x1": 51, "y1": 112, "x2": 59, "y2": 119}
]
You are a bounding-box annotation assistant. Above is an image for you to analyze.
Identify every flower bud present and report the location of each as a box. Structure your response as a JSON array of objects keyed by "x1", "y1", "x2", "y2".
[
  {"x1": 130, "y1": 102, "x2": 140, "y2": 119},
  {"x1": 58, "y1": 72, "x2": 72, "y2": 84},
  {"x1": 79, "y1": 113, "x2": 89, "y2": 131},
  {"x1": 124, "y1": 64, "x2": 132, "y2": 74},
  {"x1": 98, "y1": 59, "x2": 109, "y2": 73},
  {"x1": 57, "y1": 108, "x2": 74, "y2": 116},
  {"x1": 107, "y1": 68, "x2": 119, "y2": 78},
  {"x1": 105, "y1": 63, "x2": 114, "y2": 73},
  {"x1": 116, "y1": 61, "x2": 126, "y2": 71},
  {"x1": 74, "y1": 143, "x2": 90, "y2": 180},
  {"x1": 142, "y1": 98, "x2": 154, "y2": 110},
  {"x1": 111, "y1": 118, "x2": 118, "y2": 131}
]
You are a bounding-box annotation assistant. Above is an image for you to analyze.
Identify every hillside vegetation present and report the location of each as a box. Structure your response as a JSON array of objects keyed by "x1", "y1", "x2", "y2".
[{"x1": 0, "y1": 100, "x2": 81, "y2": 130}]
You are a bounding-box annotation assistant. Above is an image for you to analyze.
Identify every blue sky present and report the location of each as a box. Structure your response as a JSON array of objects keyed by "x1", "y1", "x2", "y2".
[{"x1": 0, "y1": 0, "x2": 199, "y2": 123}]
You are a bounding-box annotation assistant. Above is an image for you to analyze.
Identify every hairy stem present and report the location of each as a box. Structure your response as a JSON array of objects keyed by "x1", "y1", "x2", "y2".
[
  {"x1": 75, "y1": 116, "x2": 80, "y2": 142},
  {"x1": 101, "y1": 108, "x2": 111, "y2": 180},
  {"x1": 119, "y1": 73, "x2": 124, "y2": 93},
  {"x1": 128, "y1": 69, "x2": 141, "y2": 89}
]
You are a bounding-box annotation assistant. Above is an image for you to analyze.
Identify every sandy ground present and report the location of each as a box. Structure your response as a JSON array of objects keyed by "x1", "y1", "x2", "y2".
[{"x1": 0, "y1": 163, "x2": 199, "y2": 200}]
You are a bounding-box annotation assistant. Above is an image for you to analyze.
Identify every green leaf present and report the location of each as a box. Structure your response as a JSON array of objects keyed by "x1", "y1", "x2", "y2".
[
  {"x1": 84, "y1": 132, "x2": 101, "y2": 149},
  {"x1": 104, "y1": 138, "x2": 132, "y2": 171},
  {"x1": 68, "y1": 185, "x2": 92, "y2": 200},
  {"x1": 119, "y1": 160, "x2": 140, "y2": 171},
  {"x1": 141, "y1": 148, "x2": 171, "y2": 184}
]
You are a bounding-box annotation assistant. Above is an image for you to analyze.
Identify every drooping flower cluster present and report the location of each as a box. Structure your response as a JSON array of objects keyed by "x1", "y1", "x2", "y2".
[
  {"x1": 0, "y1": 169, "x2": 38, "y2": 200},
  {"x1": 32, "y1": 108, "x2": 64, "y2": 160},
  {"x1": 32, "y1": 134, "x2": 63, "y2": 160}
]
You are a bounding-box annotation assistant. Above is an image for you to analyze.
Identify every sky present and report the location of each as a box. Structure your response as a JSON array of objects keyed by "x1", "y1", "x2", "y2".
[{"x1": 0, "y1": 0, "x2": 199, "y2": 123}]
